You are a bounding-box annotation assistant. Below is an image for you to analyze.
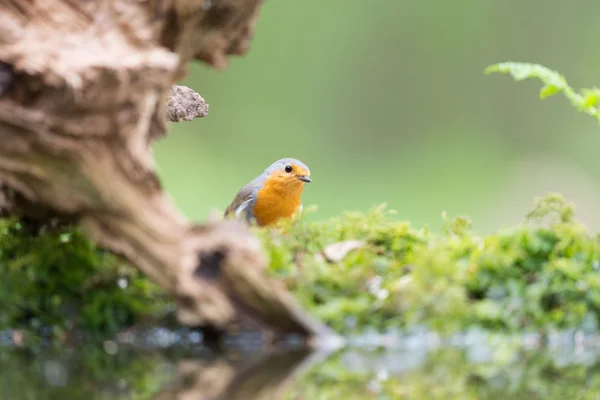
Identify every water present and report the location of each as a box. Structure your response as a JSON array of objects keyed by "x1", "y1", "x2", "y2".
[{"x1": 3, "y1": 329, "x2": 600, "y2": 399}]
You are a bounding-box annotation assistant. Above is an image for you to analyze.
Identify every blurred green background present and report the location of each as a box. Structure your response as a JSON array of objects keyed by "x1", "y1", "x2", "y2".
[{"x1": 155, "y1": 0, "x2": 600, "y2": 234}]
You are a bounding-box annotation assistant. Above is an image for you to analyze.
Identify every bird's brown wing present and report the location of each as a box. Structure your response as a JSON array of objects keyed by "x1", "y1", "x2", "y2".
[{"x1": 224, "y1": 181, "x2": 257, "y2": 222}]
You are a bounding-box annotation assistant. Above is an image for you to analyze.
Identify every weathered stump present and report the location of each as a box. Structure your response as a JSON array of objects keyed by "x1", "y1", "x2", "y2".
[{"x1": 0, "y1": 0, "x2": 328, "y2": 341}]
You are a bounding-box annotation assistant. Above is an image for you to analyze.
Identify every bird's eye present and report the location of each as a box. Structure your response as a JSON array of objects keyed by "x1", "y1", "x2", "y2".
[{"x1": 284, "y1": 165, "x2": 293, "y2": 173}]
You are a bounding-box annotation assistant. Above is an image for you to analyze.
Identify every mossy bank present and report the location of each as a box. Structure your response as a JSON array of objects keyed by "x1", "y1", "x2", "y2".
[
  {"x1": 1, "y1": 193, "x2": 599, "y2": 341},
  {"x1": 260, "y1": 193, "x2": 600, "y2": 335}
]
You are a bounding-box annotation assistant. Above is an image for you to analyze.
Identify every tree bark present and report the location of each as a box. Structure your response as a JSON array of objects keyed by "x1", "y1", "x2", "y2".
[{"x1": 0, "y1": 0, "x2": 328, "y2": 341}]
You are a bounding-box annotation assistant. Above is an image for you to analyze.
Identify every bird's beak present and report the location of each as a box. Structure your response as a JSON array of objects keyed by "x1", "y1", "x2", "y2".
[{"x1": 298, "y1": 175, "x2": 312, "y2": 183}]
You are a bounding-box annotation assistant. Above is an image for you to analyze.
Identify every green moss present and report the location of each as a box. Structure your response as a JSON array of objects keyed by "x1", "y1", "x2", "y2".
[
  {"x1": 1, "y1": 193, "x2": 599, "y2": 339},
  {"x1": 258, "y1": 193, "x2": 600, "y2": 335},
  {"x1": 0, "y1": 219, "x2": 170, "y2": 340}
]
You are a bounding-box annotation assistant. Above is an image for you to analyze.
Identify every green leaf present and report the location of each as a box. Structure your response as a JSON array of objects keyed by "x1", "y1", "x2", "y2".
[{"x1": 486, "y1": 61, "x2": 600, "y2": 124}]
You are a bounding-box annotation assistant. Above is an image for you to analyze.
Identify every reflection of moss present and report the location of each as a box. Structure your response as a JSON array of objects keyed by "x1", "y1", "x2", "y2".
[
  {"x1": 0, "y1": 219, "x2": 170, "y2": 340},
  {"x1": 285, "y1": 347, "x2": 600, "y2": 400},
  {"x1": 260, "y1": 193, "x2": 600, "y2": 335},
  {"x1": 5, "y1": 343, "x2": 600, "y2": 399},
  {"x1": 0, "y1": 347, "x2": 174, "y2": 399}
]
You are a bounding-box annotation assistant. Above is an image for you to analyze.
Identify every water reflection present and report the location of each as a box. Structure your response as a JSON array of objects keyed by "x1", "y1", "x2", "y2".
[
  {"x1": 153, "y1": 349, "x2": 316, "y2": 400},
  {"x1": 3, "y1": 332, "x2": 600, "y2": 399}
]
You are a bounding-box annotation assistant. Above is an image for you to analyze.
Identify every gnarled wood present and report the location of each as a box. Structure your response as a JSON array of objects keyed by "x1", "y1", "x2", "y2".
[{"x1": 0, "y1": 0, "x2": 328, "y2": 341}]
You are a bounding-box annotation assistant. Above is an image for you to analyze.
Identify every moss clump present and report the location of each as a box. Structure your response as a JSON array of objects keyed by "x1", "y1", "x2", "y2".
[
  {"x1": 257, "y1": 193, "x2": 600, "y2": 335},
  {"x1": 0, "y1": 219, "x2": 170, "y2": 340},
  {"x1": 1, "y1": 193, "x2": 599, "y2": 339}
]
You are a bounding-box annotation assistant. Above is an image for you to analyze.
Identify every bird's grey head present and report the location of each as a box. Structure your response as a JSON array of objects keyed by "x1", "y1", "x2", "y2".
[{"x1": 263, "y1": 158, "x2": 311, "y2": 182}]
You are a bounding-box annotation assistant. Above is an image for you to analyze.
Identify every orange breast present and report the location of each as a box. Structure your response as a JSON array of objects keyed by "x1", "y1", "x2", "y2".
[{"x1": 252, "y1": 178, "x2": 303, "y2": 226}]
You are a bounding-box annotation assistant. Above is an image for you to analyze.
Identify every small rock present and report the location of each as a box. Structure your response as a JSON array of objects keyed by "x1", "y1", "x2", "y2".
[{"x1": 323, "y1": 240, "x2": 364, "y2": 262}]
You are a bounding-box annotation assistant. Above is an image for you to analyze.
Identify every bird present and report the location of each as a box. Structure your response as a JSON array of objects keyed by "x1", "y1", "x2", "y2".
[{"x1": 224, "y1": 158, "x2": 312, "y2": 226}]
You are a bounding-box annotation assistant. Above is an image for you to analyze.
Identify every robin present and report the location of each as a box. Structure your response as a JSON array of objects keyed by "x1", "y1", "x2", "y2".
[{"x1": 224, "y1": 158, "x2": 312, "y2": 226}]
